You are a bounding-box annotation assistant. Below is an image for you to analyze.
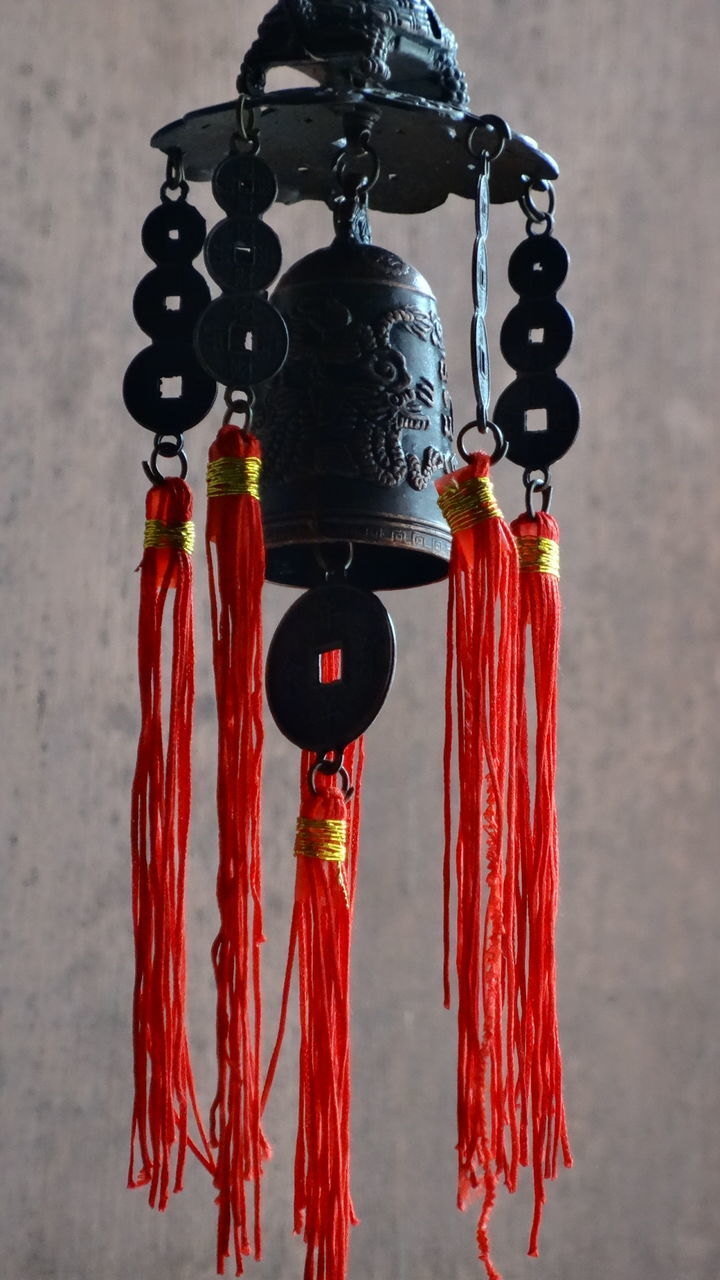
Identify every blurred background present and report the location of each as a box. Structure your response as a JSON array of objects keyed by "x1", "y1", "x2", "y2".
[{"x1": 1, "y1": 0, "x2": 719, "y2": 1276}]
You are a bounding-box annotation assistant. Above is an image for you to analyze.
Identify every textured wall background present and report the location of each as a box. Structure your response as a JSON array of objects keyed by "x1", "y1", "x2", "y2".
[{"x1": 2, "y1": 1, "x2": 719, "y2": 1277}]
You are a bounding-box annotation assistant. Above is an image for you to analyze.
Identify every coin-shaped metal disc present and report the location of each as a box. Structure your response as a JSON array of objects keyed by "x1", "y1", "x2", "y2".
[
  {"x1": 494, "y1": 373, "x2": 580, "y2": 468},
  {"x1": 141, "y1": 201, "x2": 207, "y2": 265},
  {"x1": 194, "y1": 294, "x2": 289, "y2": 387},
  {"x1": 266, "y1": 583, "x2": 397, "y2": 753},
  {"x1": 507, "y1": 235, "x2": 569, "y2": 298},
  {"x1": 133, "y1": 266, "x2": 211, "y2": 340},
  {"x1": 123, "y1": 341, "x2": 217, "y2": 432}
]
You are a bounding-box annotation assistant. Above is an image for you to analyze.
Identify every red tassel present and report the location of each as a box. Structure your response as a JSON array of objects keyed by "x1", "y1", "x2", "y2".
[
  {"x1": 510, "y1": 512, "x2": 572, "y2": 1257},
  {"x1": 129, "y1": 478, "x2": 211, "y2": 1210},
  {"x1": 437, "y1": 455, "x2": 520, "y2": 1278},
  {"x1": 263, "y1": 742, "x2": 364, "y2": 1280},
  {"x1": 206, "y1": 424, "x2": 269, "y2": 1275}
]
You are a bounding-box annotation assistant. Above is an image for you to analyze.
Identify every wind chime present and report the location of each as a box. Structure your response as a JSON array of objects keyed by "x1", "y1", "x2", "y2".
[{"x1": 123, "y1": 3, "x2": 579, "y2": 1277}]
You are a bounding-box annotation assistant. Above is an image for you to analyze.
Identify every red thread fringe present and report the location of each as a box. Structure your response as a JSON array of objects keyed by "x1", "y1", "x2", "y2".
[
  {"x1": 206, "y1": 425, "x2": 269, "y2": 1275},
  {"x1": 437, "y1": 455, "x2": 520, "y2": 1279},
  {"x1": 264, "y1": 742, "x2": 364, "y2": 1280},
  {"x1": 510, "y1": 512, "x2": 572, "y2": 1258},
  {"x1": 129, "y1": 478, "x2": 211, "y2": 1210}
]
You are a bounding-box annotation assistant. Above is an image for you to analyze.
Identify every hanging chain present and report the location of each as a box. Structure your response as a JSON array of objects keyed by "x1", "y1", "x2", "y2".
[
  {"x1": 124, "y1": 146, "x2": 217, "y2": 484},
  {"x1": 160, "y1": 146, "x2": 188, "y2": 202},
  {"x1": 331, "y1": 116, "x2": 380, "y2": 243},
  {"x1": 492, "y1": 174, "x2": 579, "y2": 515},
  {"x1": 523, "y1": 466, "x2": 553, "y2": 517},
  {"x1": 223, "y1": 385, "x2": 255, "y2": 429},
  {"x1": 193, "y1": 106, "x2": 289, "y2": 422},
  {"x1": 519, "y1": 176, "x2": 556, "y2": 237},
  {"x1": 145, "y1": 152, "x2": 192, "y2": 482},
  {"x1": 457, "y1": 116, "x2": 510, "y2": 465}
]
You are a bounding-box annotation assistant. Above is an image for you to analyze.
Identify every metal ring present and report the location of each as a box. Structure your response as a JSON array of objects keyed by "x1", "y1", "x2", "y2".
[
  {"x1": 313, "y1": 541, "x2": 354, "y2": 582},
  {"x1": 333, "y1": 146, "x2": 380, "y2": 194},
  {"x1": 467, "y1": 114, "x2": 511, "y2": 163},
  {"x1": 523, "y1": 467, "x2": 553, "y2": 518},
  {"x1": 520, "y1": 178, "x2": 556, "y2": 225},
  {"x1": 142, "y1": 441, "x2": 189, "y2": 486},
  {"x1": 222, "y1": 386, "x2": 255, "y2": 427},
  {"x1": 236, "y1": 94, "x2": 259, "y2": 144},
  {"x1": 155, "y1": 437, "x2": 184, "y2": 459},
  {"x1": 160, "y1": 178, "x2": 189, "y2": 203},
  {"x1": 523, "y1": 465, "x2": 550, "y2": 489},
  {"x1": 525, "y1": 213, "x2": 553, "y2": 238},
  {"x1": 231, "y1": 131, "x2": 260, "y2": 156},
  {"x1": 164, "y1": 147, "x2": 184, "y2": 190},
  {"x1": 309, "y1": 750, "x2": 354, "y2": 800},
  {"x1": 457, "y1": 419, "x2": 508, "y2": 466},
  {"x1": 309, "y1": 762, "x2": 353, "y2": 798},
  {"x1": 224, "y1": 385, "x2": 256, "y2": 409}
]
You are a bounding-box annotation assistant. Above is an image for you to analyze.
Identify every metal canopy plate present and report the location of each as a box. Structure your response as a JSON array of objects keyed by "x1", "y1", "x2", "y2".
[{"x1": 151, "y1": 88, "x2": 558, "y2": 213}]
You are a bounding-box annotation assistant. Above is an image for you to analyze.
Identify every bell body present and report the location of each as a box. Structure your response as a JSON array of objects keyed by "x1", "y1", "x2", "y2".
[{"x1": 256, "y1": 237, "x2": 456, "y2": 589}]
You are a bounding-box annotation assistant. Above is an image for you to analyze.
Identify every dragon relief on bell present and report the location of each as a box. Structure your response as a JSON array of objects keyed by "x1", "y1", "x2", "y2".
[
  {"x1": 256, "y1": 289, "x2": 454, "y2": 492},
  {"x1": 240, "y1": 0, "x2": 469, "y2": 106}
]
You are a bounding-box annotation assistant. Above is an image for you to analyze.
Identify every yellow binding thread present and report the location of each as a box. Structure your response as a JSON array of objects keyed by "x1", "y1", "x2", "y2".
[
  {"x1": 206, "y1": 456, "x2": 261, "y2": 500},
  {"x1": 516, "y1": 535, "x2": 560, "y2": 578},
  {"x1": 437, "y1": 474, "x2": 502, "y2": 533},
  {"x1": 295, "y1": 816, "x2": 350, "y2": 906},
  {"x1": 144, "y1": 519, "x2": 195, "y2": 554},
  {"x1": 294, "y1": 817, "x2": 348, "y2": 863}
]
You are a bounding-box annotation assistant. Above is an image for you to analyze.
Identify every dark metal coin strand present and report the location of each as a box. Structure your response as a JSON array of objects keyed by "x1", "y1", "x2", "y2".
[
  {"x1": 471, "y1": 166, "x2": 491, "y2": 426},
  {"x1": 494, "y1": 195, "x2": 579, "y2": 470},
  {"x1": 195, "y1": 144, "x2": 288, "y2": 389},
  {"x1": 124, "y1": 172, "x2": 218, "y2": 437}
]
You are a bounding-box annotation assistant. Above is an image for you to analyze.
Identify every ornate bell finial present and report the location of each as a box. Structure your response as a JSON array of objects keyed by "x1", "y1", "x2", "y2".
[{"x1": 240, "y1": 0, "x2": 469, "y2": 105}]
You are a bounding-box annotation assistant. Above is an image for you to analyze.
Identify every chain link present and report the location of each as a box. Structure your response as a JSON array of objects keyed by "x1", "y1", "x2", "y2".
[
  {"x1": 464, "y1": 116, "x2": 509, "y2": 464},
  {"x1": 520, "y1": 177, "x2": 556, "y2": 237},
  {"x1": 523, "y1": 466, "x2": 553, "y2": 517}
]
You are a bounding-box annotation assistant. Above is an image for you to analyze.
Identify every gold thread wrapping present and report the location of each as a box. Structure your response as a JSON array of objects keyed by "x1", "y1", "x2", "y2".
[
  {"x1": 295, "y1": 816, "x2": 349, "y2": 906},
  {"x1": 144, "y1": 519, "x2": 195, "y2": 554},
  {"x1": 294, "y1": 817, "x2": 348, "y2": 863},
  {"x1": 516, "y1": 535, "x2": 560, "y2": 577},
  {"x1": 437, "y1": 474, "x2": 502, "y2": 532},
  {"x1": 206, "y1": 456, "x2": 262, "y2": 500}
]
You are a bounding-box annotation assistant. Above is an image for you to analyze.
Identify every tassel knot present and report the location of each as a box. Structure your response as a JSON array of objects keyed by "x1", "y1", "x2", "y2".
[
  {"x1": 206, "y1": 422, "x2": 268, "y2": 1276},
  {"x1": 437, "y1": 469, "x2": 503, "y2": 532}
]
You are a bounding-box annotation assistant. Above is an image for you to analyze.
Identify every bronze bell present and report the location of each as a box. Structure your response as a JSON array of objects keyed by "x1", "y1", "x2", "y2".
[{"x1": 255, "y1": 234, "x2": 456, "y2": 590}]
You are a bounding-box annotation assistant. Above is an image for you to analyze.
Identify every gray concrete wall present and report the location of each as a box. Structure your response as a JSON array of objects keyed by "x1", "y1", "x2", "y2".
[{"x1": 1, "y1": 1, "x2": 719, "y2": 1277}]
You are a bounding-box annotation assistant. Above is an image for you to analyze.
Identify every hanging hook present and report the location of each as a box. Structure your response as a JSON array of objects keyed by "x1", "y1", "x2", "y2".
[
  {"x1": 222, "y1": 385, "x2": 255, "y2": 429},
  {"x1": 333, "y1": 144, "x2": 380, "y2": 198},
  {"x1": 523, "y1": 467, "x2": 553, "y2": 517},
  {"x1": 520, "y1": 177, "x2": 556, "y2": 235},
  {"x1": 313, "y1": 542, "x2": 354, "y2": 584},
  {"x1": 142, "y1": 433, "x2": 189, "y2": 486},
  {"x1": 232, "y1": 94, "x2": 260, "y2": 154},
  {"x1": 160, "y1": 147, "x2": 189, "y2": 203},
  {"x1": 456, "y1": 419, "x2": 508, "y2": 466},
  {"x1": 467, "y1": 114, "x2": 511, "y2": 164}
]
